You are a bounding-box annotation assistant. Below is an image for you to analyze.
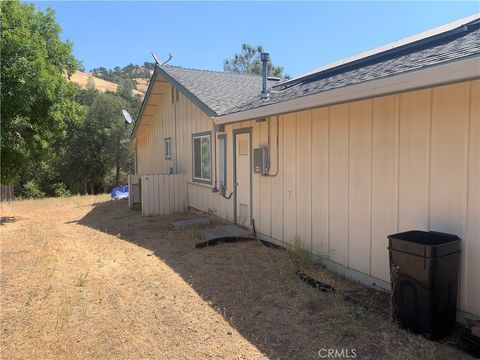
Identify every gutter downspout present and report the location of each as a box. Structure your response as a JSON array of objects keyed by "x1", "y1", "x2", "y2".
[{"x1": 211, "y1": 118, "x2": 219, "y2": 193}]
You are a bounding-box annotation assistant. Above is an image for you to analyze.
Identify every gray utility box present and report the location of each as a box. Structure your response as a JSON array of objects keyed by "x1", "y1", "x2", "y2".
[{"x1": 253, "y1": 146, "x2": 269, "y2": 175}]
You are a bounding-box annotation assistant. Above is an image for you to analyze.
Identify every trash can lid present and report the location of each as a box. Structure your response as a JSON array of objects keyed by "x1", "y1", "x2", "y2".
[{"x1": 387, "y1": 230, "x2": 461, "y2": 257}]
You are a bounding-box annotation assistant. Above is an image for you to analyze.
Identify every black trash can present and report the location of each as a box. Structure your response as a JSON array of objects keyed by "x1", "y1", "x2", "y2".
[{"x1": 387, "y1": 230, "x2": 461, "y2": 340}]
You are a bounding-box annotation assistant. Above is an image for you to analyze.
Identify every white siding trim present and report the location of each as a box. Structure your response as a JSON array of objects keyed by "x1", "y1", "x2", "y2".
[{"x1": 215, "y1": 56, "x2": 480, "y2": 125}]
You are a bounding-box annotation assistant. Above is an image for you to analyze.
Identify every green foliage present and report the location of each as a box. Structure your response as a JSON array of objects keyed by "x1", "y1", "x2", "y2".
[
  {"x1": 91, "y1": 63, "x2": 154, "y2": 84},
  {"x1": 52, "y1": 182, "x2": 71, "y2": 197},
  {"x1": 23, "y1": 180, "x2": 45, "y2": 199},
  {"x1": 61, "y1": 92, "x2": 135, "y2": 194},
  {"x1": 0, "y1": 0, "x2": 80, "y2": 183},
  {"x1": 117, "y1": 78, "x2": 135, "y2": 100},
  {"x1": 224, "y1": 44, "x2": 287, "y2": 78},
  {"x1": 1, "y1": 0, "x2": 138, "y2": 197}
]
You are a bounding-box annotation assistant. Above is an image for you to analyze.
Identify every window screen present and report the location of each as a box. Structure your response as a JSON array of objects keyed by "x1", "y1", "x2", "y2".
[{"x1": 192, "y1": 133, "x2": 211, "y2": 182}]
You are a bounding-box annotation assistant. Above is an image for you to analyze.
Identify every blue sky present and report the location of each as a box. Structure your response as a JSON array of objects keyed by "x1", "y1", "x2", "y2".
[{"x1": 34, "y1": 1, "x2": 479, "y2": 77}]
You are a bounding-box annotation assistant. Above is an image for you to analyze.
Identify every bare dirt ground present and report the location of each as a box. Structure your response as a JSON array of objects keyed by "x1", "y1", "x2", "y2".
[{"x1": 0, "y1": 196, "x2": 472, "y2": 359}]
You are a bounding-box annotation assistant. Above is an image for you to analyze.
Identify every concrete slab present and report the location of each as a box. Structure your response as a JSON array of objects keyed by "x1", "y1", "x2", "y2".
[
  {"x1": 198, "y1": 224, "x2": 254, "y2": 241},
  {"x1": 169, "y1": 217, "x2": 212, "y2": 230},
  {"x1": 196, "y1": 224, "x2": 255, "y2": 248}
]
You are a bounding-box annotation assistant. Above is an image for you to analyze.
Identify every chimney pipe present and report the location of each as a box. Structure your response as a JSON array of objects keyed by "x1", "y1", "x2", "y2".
[{"x1": 261, "y1": 52, "x2": 269, "y2": 99}]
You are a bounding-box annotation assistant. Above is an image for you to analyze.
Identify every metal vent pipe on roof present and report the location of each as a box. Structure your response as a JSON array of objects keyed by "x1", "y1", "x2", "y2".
[{"x1": 261, "y1": 52, "x2": 269, "y2": 99}]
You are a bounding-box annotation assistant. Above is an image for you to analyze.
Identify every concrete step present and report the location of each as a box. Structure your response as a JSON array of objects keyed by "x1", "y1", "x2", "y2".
[
  {"x1": 198, "y1": 224, "x2": 253, "y2": 241},
  {"x1": 169, "y1": 217, "x2": 212, "y2": 230}
]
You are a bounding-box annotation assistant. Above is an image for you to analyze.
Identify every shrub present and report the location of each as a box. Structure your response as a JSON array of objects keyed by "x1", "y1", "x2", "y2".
[
  {"x1": 23, "y1": 181, "x2": 45, "y2": 199},
  {"x1": 52, "y1": 182, "x2": 71, "y2": 197}
]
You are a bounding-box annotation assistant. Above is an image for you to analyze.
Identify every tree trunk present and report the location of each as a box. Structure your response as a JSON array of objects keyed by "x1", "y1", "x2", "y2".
[{"x1": 90, "y1": 183, "x2": 95, "y2": 195}]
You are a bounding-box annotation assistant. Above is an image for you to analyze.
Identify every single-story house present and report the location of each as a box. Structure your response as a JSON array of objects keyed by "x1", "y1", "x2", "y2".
[{"x1": 130, "y1": 14, "x2": 480, "y2": 319}]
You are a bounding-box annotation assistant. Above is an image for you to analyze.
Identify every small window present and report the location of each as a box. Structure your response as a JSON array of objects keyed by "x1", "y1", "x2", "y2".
[
  {"x1": 165, "y1": 138, "x2": 172, "y2": 160},
  {"x1": 218, "y1": 135, "x2": 226, "y2": 195},
  {"x1": 192, "y1": 132, "x2": 212, "y2": 183}
]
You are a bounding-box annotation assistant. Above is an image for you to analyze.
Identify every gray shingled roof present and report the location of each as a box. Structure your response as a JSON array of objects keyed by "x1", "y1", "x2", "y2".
[
  {"x1": 152, "y1": 20, "x2": 479, "y2": 118},
  {"x1": 156, "y1": 65, "x2": 276, "y2": 116},
  {"x1": 228, "y1": 26, "x2": 480, "y2": 114}
]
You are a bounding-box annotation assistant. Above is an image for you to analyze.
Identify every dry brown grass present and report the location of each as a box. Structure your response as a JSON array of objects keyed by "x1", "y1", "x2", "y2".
[
  {"x1": 0, "y1": 196, "x2": 472, "y2": 359},
  {"x1": 69, "y1": 71, "x2": 144, "y2": 97},
  {"x1": 134, "y1": 78, "x2": 149, "y2": 93}
]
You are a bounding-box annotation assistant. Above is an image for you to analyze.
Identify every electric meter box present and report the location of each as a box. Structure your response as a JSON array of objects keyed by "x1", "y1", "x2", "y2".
[{"x1": 253, "y1": 146, "x2": 269, "y2": 175}]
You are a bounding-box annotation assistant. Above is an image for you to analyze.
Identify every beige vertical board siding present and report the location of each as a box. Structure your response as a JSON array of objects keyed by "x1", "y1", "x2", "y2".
[
  {"x1": 158, "y1": 175, "x2": 165, "y2": 215},
  {"x1": 187, "y1": 183, "x2": 197, "y2": 209},
  {"x1": 137, "y1": 138, "x2": 143, "y2": 174},
  {"x1": 464, "y1": 80, "x2": 480, "y2": 315},
  {"x1": 348, "y1": 100, "x2": 372, "y2": 274},
  {"x1": 311, "y1": 107, "x2": 330, "y2": 256},
  {"x1": 181, "y1": 175, "x2": 187, "y2": 213},
  {"x1": 398, "y1": 89, "x2": 431, "y2": 231},
  {"x1": 296, "y1": 110, "x2": 312, "y2": 251},
  {"x1": 430, "y1": 83, "x2": 469, "y2": 233},
  {"x1": 169, "y1": 176, "x2": 174, "y2": 213},
  {"x1": 140, "y1": 174, "x2": 186, "y2": 216},
  {"x1": 226, "y1": 124, "x2": 234, "y2": 222},
  {"x1": 153, "y1": 175, "x2": 159, "y2": 215},
  {"x1": 259, "y1": 119, "x2": 272, "y2": 237},
  {"x1": 371, "y1": 95, "x2": 399, "y2": 282},
  {"x1": 135, "y1": 78, "x2": 479, "y2": 316},
  {"x1": 175, "y1": 173, "x2": 180, "y2": 212},
  {"x1": 282, "y1": 113, "x2": 297, "y2": 246},
  {"x1": 141, "y1": 175, "x2": 146, "y2": 214},
  {"x1": 430, "y1": 82, "x2": 471, "y2": 314},
  {"x1": 164, "y1": 174, "x2": 171, "y2": 213},
  {"x1": 329, "y1": 104, "x2": 349, "y2": 265},
  {"x1": 252, "y1": 121, "x2": 261, "y2": 230},
  {"x1": 176, "y1": 92, "x2": 182, "y2": 173},
  {"x1": 147, "y1": 175, "x2": 154, "y2": 215},
  {"x1": 270, "y1": 116, "x2": 284, "y2": 241},
  {"x1": 223, "y1": 128, "x2": 231, "y2": 220},
  {"x1": 214, "y1": 129, "x2": 222, "y2": 218}
]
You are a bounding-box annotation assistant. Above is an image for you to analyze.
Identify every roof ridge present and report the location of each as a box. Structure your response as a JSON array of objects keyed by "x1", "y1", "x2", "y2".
[{"x1": 159, "y1": 64, "x2": 264, "y2": 78}]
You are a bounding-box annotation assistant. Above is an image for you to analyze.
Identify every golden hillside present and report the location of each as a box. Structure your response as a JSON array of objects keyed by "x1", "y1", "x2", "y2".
[{"x1": 69, "y1": 71, "x2": 144, "y2": 97}]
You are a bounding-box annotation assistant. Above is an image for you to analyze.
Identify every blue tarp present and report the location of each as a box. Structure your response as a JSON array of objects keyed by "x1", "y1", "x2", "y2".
[{"x1": 111, "y1": 186, "x2": 128, "y2": 200}]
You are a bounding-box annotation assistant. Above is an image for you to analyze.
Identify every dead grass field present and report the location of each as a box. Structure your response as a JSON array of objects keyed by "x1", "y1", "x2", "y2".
[
  {"x1": 0, "y1": 196, "x2": 472, "y2": 359},
  {"x1": 69, "y1": 71, "x2": 144, "y2": 97}
]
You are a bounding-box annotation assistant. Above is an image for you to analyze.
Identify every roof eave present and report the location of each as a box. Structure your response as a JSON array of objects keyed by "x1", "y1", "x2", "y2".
[
  {"x1": 215, "y1": 55, "x2": 480, "y2": 125},
  {"x1": 278, "y1": 13, "x2": 480, "y2": 89},
  {"x1": 131, "y1": 67, "x2": 159, "y2": 139}
]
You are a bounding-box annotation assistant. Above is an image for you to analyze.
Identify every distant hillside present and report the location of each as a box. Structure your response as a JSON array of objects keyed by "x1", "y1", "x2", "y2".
[
  {"x1": 69, "y1": 71, "x2": 144, "y2": 97},
  {"x1": 134, "y1": 78, "x2": 149, "y2": 93},
  {"x1": 90, "y1": 62, "x2": 155, "y2": 92}
]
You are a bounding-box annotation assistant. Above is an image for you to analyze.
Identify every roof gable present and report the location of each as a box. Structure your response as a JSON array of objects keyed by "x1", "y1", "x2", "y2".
[{"x1": 156, "y1": 65, "x2": 276, "y2": 116}]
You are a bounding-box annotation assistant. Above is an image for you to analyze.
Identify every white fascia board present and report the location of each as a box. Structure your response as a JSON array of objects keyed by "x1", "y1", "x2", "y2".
[{"x1": 215, "y1": 56, "x2": 480, "y2": 125}]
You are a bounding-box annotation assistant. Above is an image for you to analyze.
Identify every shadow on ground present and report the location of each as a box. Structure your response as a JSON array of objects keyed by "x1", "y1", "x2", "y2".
[
  {"x1": 0, "y1": 216, "x2": 19, "y2": 226},
  {"x1": 76, "y1": 199, "x2": 461, "y2": 360}
]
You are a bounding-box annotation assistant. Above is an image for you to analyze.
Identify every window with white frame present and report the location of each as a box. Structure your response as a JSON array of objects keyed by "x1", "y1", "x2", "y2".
[
  {"x1": 164, "y1": 138, "x2": 172, "y2": 159},
  {"x1": 192, "y1": 132, "x2": 212, "y2": 183}
]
